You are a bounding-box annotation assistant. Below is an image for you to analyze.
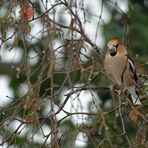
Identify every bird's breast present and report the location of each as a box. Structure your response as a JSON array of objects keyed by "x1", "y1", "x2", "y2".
[{"x1": 104, "y1": 54, "x2": 127, "y2": 86}]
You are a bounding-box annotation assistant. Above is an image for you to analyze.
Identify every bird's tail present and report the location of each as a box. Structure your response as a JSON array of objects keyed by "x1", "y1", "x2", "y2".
[{"x1": 127, "y1": 86, "x2": 142, "y2": 105}]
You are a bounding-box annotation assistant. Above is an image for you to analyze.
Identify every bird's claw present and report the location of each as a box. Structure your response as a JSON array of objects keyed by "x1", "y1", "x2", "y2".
[{"x1": 110, "y1": 84, "x2": 125, "y2": 96}]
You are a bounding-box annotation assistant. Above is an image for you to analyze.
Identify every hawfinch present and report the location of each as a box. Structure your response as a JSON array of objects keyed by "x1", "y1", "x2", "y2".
[{"x1": 104, "y1": 39, "x2": 142, "y2": 105}]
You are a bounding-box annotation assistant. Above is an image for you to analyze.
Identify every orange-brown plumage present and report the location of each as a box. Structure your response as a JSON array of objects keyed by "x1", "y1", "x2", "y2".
[{"x1": 107, "y1": 39, "x2": 126, "y2": 53}]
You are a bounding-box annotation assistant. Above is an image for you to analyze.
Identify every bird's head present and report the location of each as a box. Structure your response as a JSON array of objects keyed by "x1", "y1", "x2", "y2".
[{"x1": 107, "y1": 39, "x2": 127, "y2": 56}]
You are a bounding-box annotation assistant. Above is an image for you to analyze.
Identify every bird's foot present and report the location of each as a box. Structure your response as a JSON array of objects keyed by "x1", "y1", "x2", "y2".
[{"x1": 110, "y1": 84, "x2": 125, "y2": 96}]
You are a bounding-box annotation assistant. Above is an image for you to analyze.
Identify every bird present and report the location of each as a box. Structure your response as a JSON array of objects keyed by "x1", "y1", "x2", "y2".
[{"x1": 104, "y1": 38, "x2": 142, "y2": 105}]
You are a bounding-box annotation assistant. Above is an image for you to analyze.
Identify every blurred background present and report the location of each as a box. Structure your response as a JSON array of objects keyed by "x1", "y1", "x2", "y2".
[{"x1": 0, "y1": 0, "x2": 147, "y2": 147}]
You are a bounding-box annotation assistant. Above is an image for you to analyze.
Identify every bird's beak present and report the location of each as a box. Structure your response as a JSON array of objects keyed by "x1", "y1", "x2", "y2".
[{"x1": 108, "y1": 45, "x2": 117, "y2": 54}]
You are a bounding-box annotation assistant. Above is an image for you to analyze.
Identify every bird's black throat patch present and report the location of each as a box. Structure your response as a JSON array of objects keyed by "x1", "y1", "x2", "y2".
[{"x1": 110, "y1": 51, "x2": 117, "y2": 56}]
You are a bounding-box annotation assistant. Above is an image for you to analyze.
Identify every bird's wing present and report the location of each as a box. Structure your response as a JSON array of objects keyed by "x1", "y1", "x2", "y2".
[{"x1": 127, "y1": 56, "x2": 138, "y2": 82}]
